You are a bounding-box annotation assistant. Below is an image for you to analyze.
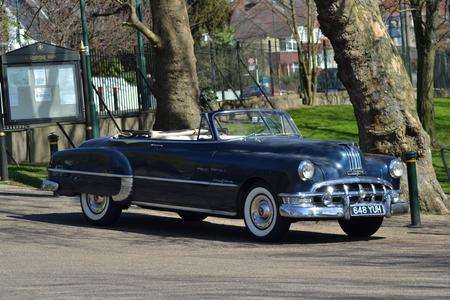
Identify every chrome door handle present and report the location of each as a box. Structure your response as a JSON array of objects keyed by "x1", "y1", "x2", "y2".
[{"x1": 150, "y1": 143, "x2": 164, "y2": 148}]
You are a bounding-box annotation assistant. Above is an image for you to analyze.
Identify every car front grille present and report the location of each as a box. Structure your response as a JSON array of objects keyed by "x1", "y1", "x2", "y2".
[{"x1": 311, "y1": 178, "x2": 393, "y2": 206}]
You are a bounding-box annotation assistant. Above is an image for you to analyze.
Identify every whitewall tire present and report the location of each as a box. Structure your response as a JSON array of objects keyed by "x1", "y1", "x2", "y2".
[
  {"x1": 80, "y1": 194, "x2": 122, "y2": 226},
  {"x1": 243, "y1": 185, "x2": 290, "y2": 241}
]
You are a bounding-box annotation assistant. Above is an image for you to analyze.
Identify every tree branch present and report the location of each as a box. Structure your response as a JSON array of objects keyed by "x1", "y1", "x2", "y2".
[
  {"x1": 121, "y1": 0, "x2": 163, "y2": 49},
  {"x1": 92, "y1": 5, "x2": 128, "y2": 18},
  {"x1": 23, "y1": 5, "x2": 44, "y2": 39}
]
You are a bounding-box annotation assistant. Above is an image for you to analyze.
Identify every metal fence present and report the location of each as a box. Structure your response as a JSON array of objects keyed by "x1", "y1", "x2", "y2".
[
  {"x1": 435, "y1": 51, "x2": 450, "y2": 95},
  {"x1": 194, "y1": 40, "x2": 344, "y2": 102},
  {"x1": 90, "y1": 49, "x2": 157, "y2": 116}
]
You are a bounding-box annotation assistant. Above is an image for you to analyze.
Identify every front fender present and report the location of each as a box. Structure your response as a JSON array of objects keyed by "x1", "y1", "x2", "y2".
[
  {"x1": 364, "y1": 153, "x2": 399, "y2": 189},
  {"x1": 48, "y1": 148, "x2": 133, "y2": 202}
]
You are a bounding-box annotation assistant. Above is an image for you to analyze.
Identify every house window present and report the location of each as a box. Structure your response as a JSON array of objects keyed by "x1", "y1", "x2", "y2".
[
  {"x1": 284, "y1": 38, "x2": 298, "y2": 52},
  {"x1": 291, "y1": 63, "x2": 299, "y2": 73}
]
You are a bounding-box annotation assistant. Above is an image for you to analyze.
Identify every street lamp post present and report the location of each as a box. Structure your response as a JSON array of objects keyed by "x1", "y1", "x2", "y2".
[
  {"x1": 0, "y1": 55, "x2": 9, "y2": 181},
  {"x1": 0, "y1": 124, "x2": 8, "y2": 181},
  {"x1": 79, "y1": 0, "x2": 99, "y2": 139},
  {"x1": 135, "y1": 0, "x2": 149, "y2": 111}
]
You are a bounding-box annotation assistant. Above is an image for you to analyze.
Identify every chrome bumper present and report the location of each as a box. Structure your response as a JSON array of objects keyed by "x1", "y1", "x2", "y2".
[
  {"x1": 279, "y1": 201, "x2": 409, "y2": 219},
  {"x1": 41, "y1": 179, "x2": 59, "y2": 192},
  {"x1": 278, "y1": 177, "x2": 409, "y2": 220}
]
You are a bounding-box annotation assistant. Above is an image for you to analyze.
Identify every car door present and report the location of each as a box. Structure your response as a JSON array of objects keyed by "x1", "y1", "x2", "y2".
[
  {"x1": 140, "y1": 140, "x2": 217, "y2": 209},
  {"x1": 133, "y1": 116, "x2": 217, "y2": 210}
]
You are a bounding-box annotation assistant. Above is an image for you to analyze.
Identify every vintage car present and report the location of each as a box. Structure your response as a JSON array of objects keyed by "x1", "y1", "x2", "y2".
[{"x1": 42, "y1": 109, "x2": 408, "y2": 241}]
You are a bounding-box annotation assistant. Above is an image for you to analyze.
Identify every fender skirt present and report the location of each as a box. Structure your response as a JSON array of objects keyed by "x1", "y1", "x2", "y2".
[{"x1": 47, "y1": 148, "x2": 133, "y2": 202}]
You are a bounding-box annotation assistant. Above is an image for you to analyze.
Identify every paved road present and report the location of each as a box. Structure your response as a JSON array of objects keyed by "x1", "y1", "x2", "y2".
[{"x1": 0, "y1": 186, "x2": 449, "y2": 299}]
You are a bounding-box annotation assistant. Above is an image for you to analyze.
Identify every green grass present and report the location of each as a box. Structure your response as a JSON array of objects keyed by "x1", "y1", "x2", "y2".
[
  {"x1": 289, "y1": 98, "x2": 450, "y2": 193},
  {"x1": 7, "y1": 164, "x2": 47, "y2": 189}
]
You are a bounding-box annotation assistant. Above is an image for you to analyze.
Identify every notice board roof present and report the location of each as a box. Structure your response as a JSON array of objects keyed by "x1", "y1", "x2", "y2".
[{"x1": 1, "y1": 42, "x2": 80, "y2": 65}]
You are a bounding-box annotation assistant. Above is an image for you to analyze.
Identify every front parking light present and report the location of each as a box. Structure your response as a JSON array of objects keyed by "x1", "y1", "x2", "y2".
[{"x1": 282, "y1": 196, "x2": 313, "y2": 207}]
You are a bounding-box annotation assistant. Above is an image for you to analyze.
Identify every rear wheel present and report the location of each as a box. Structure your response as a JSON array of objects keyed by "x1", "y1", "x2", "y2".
[
  {"x1": 80, "y1": 194, "x2": 122, "y2": 226},
  {"x1": 243, "y1": 184, "x2": 290, "y2": 242},
  {"x1": 178, "y1": 211, "x2": 207, "y2": 222},
  {"x1": 338, "y1": 217, "x2": 383, "y2": 238}
]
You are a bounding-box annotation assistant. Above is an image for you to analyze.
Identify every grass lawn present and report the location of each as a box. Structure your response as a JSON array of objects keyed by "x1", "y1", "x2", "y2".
[
  {"x1": 289, "y1": 98, "x2": 450, "y2": 193},
  {"x1": 5, "y1": 99, "x2": 449, "y2": 193},
  {"x1": 6, "y1": 164, "x2": 47, "y2": 189}
]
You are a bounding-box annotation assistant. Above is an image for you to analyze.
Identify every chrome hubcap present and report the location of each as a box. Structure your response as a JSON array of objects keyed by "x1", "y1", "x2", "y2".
[
  {"x1": 86, "y1": 194, "x2": 108, "y2": 214},
  {"x1": 250, "y1": 195, "x2": 274, "y2": 230}
]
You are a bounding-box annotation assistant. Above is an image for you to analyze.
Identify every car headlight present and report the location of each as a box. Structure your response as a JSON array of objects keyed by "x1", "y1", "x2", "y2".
[
  {"x1": 298, "y1": 160, "x2": 315, "y2": 181},
  {"x1": 389, "y1": 159, "x2": 404, "y2": 178}
]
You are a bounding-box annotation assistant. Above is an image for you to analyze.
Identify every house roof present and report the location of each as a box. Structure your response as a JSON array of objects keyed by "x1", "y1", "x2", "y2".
[{"x1": 231, "y1": 0, "x2": 307, "y2": 41}]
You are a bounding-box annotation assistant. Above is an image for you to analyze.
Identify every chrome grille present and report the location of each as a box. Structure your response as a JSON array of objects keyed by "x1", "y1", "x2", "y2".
[
  {"x1": 312, "y1": 178, "x2": 393, "y2": 206},
  {"x1": 342, "y1": 145, "x2": 363, "y2": 174}
]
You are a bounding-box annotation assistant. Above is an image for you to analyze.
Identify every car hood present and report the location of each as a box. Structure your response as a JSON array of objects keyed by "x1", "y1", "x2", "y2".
[
  {"x1": 230, "y1": 136, "x2": 365, "y2": 177},
  {"x1": 237, "y1": 136, "x2": 356, "y2": 155}
]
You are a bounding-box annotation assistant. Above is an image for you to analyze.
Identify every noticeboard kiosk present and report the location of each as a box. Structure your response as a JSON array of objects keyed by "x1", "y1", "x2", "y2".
[{"x1": 0, "y1": 42, "x2": 84, "y2": 125}]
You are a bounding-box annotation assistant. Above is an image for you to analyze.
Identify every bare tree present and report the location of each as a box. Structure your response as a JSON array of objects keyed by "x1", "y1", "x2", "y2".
[
  {"x1": 314, "y1": 0, "x2": 449, "y2": 213},
  {"x1": 272, "y1": 0, "x2": 320, "y2": 105},
  {"x1": 0, "y1": 2, "x2": 8, "y2": 52},
  {"x1": 22, "y1": 0, "x2": 143, "y2": 53}
]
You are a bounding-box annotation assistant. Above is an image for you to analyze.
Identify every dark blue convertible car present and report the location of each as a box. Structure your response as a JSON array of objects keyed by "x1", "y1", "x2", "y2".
[{"x1": 43, "y1": 109, "x2": 408, "y2": 241}]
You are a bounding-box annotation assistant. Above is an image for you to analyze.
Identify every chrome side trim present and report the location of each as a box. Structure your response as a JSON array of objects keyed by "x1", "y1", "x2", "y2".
[
  {"x1": 132, "y1": 201, "x2": 237, "y2": 216},
  {"x1": 134, "y1": 175, "x2": 238, "y2": 187},
  {"x1": 48, "y1": 168, "x2": 132, "y2": 178},
  {"x1": 112, "y1": 177, "x2": 133, "y2": 202}
]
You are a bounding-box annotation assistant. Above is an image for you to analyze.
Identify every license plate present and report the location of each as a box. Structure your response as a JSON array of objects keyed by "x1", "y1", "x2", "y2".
[{"x1": 350, "y1": 203, "x2": 385, "y2": 216}]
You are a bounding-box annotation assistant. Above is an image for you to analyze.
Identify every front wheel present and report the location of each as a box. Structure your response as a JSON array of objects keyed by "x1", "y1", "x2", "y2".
[
  {"x1": 243, "y1": 185, "x2": 290, "y2": 242},
  {"x1": 338, "y1": 217, "x2": 383, "y2": 238},
  {"x1": 80, "y1": 194, "x2": 122, "y2": 226}
]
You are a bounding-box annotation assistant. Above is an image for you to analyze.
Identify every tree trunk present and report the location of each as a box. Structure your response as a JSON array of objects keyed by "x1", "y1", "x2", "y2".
[
  {"x1": 150, "y1": 0, "x2": 200, "y2": 130},
  {"x1": 314, "y1": 1, "x2": 449, "y2": 213},
  {"x1": 416, "y1": 45, "x2": 436, "y2": 145},
  {"x1": 410, "y1": 0, "x2": 439, "y2": 145}
]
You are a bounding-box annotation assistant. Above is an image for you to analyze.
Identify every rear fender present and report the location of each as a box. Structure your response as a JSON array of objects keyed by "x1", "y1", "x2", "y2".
[{"x1": 48, "y1": 148, "x2": 133, "y2": 202}]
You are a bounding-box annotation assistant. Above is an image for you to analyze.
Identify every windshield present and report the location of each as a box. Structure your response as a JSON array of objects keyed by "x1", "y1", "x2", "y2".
[{"x1": 213, "y1": 110, "x2": 300, "y2": 140}]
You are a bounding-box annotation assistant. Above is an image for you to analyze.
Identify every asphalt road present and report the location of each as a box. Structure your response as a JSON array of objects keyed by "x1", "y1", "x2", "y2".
[{"x1": 0, "y1": 185, "x2": 449, "y2": 299}]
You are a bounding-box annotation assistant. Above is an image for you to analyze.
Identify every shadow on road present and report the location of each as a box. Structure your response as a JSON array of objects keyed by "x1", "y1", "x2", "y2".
[
  {"x1": 11, "y1": 211, "x2": 383, "y2": 245},
  {"x1": 0, "y1": 191, "x2": 54, "y2": 198}
]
